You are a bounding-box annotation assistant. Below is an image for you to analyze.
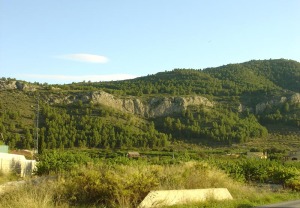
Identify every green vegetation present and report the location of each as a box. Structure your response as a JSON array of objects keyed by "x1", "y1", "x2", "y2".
[
  {"x1": 1, "y1": 151, "x2": 300, "y2": 207},
  {"x1": 38, "y1": 103, "x2": 169, "y2": 151},
  {"x1": 1, "y1": 59, "x2": 300, "y2": 207},
  {"x1": 1, "y1": 59, "x2": 299, "y2": 151},
  {"x1": 158, "y1": 106, "x2": 267, "y2": 144},
  {"x1": 55, "y1": 59, "x2": 300, "y2": 96},
  {"x1": 210, "y1": 158, "x2": 300, "y2": 189}
]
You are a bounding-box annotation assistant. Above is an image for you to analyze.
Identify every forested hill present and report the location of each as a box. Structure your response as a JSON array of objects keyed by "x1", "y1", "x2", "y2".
[
  {"x1": 57, "y1": 59, "x2": 299, "y2": 97},
  {"x1": 205, "y1": 59, "x2": 300, "y2": 93},
  {"x1": 0, "y1": 59, "x2": 299, "y2": 151}
]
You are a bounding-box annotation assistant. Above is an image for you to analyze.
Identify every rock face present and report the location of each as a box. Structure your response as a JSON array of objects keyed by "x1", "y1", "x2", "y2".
[
  {"x1": 0, "y1": 80, "x2": 17, "y2": 90},
  {"x1": 291, "y1": 93, "x2": 300, "y2": 105},
  {"x1": 0, "y1": 80, "x2": 36, "y2": 91},
  {"x1": 255, "y1": 97, "x2": 287, "y2": 114},
  {"x1": 255, "y1": 93, "x2": 300, "y2": 114},
  {"x1": 91, "y1": 91, "x2": 213, "y2": 118},
  {"x1": 47, "y1": 90, "x2": 214, "y2": 118}
]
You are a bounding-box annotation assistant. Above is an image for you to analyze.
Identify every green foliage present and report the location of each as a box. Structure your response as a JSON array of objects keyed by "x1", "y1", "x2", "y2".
[
  {"x1": 35, "y1": 150, "x2": 92, "y2": 175},
  {"x1": 38, "y1": 103, "x2": 170, "y2": 150},
  {"x1": 56, "y1": 59, "x2": 300, "y2": 96},
  {"x1": 62, "y1": 163, "x2": 160, "y2": 207},
  {"x1": 286, "y1": 176, "x2": 300, "y2": 191},
  {"x1": 0, "y1": 90, "x2": 36, "y2": 149},
  {"x1": 38, "y1": 158, "x2": 300, "y2": 207},
  {"x1": 259, "y1": 100, "x2": 300, "y2": 128},
  {"x1": 210, "y1": 158, "x2": 300, "y2": 187},
  {"x1": 1, "y1": 59, "x2": 299, "y2": 149},
  {"x1": 159, "y1": 106, "x2": 267, "y2": 144},
  {"x1": 35, "y1": 159, "x2": 243, "y2": 207},
  {"x1": 3, "y1": 153, "x2": 300, "y2": 207}
]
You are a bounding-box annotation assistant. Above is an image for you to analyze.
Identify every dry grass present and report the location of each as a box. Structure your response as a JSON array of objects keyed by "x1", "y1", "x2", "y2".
[
  {"x1": 0, "y1": 161, "x2": 299, "y2": 208},
  {"x1": 0, "y1": 178, "x2": 68, "y2": 208}
]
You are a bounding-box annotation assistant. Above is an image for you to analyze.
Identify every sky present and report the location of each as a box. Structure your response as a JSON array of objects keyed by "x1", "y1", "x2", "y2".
[{"x1": 1, "y1": 0, "x2": 300, "y2": 84}]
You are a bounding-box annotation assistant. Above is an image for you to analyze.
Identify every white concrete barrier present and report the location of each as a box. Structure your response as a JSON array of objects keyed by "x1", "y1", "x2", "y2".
[
  {"x1": 138, "y1": 188, "x2": 233, "y2": 208},
  {"x1": 0, "y1": 153, "x2": 36, "y2": 177}
]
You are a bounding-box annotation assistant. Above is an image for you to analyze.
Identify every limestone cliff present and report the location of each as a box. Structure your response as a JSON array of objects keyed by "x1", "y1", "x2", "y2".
[
  {"x1": 46, "y1": 90, "x2": 214, "y2": 118},
  {"x1": 0, "y1": 80, "x2": 37, "y2": 91},
  {"x1": 91, "y1": 91, "x2": 213, "y2": 118},
  {"x1": 0, "y1": 80, "x2": 18, "y2": 90}
]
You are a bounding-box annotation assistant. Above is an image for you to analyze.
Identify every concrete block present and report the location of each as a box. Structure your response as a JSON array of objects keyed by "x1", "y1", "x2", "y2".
[
  {"x1": 0, "y1": 153, "x2": 36, "y2": 177},
  {"x1": 138, "y1": 188, "x2": 233, "y2": 208}
]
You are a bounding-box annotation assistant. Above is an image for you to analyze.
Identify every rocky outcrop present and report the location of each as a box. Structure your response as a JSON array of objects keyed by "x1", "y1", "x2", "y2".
[
  {"x1": 0, "y1": 80, "x2": 17, "y2": 90},
  {"x1": 0, "y1": 80, "x2": 36, "y2": 91},
  {"x1": 290, "y1": 93, "x2": 300, "y2": 105},
  {"x1": 90, "y1": 91, "x2": 213, "y2": 118},
  {"x1": 46, "y1": 93, "x2": 89, "y2": 105},
  {"x1": 46, "y1": 90, "x2": 213, "y2": 118},
  {"x1": 15, "y1": 81, "x2": 35, "y2": 91},
  {"x1": 255, "y1": 93, "x2": 299, "y2": 114},
  {"x1": 20, "y1": 83, "x2": 37, "y2": 91}
]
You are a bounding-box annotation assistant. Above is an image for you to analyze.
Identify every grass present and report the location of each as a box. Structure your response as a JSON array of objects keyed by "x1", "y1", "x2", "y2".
[
  {"x1": 1, "y1": 160, "x2": 300, "y2": 208},
  {"x1": 0, "y1": 179, "x2": 68, "y2": 208},
  {"x1": 0, "y1": 172, "x2": 20, "y2": 184},
  {"x1": 164, "y1": 191, "x2": 300, "y2": 208}
]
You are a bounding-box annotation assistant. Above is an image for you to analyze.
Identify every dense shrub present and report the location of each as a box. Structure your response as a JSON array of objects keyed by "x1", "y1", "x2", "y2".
[
  {"x1": 2, "y1": 158, "x2": 300, "y2": 208},
  {"x1": 35, "y1": 150, "x2": 92, "y2": 175},
  {"x1": 50, "y1": 161, "x2": 238, "y2": 207},
  {"x1": 210, "y1": 158, "x2": 300, "y2": 187},
  {"x1": 62, "y1": 163, "x2": 159, "y2": 207}
]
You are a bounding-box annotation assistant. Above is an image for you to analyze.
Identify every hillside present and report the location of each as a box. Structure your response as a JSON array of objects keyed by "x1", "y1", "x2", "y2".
[{"x1": 0, "y1": 59, "x2": 299, "y2": 152}]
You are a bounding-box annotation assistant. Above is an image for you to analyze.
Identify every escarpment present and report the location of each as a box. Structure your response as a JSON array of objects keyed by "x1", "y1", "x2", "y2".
[
  {"x1": 46, "y1": 90, "x2": 214, "y2": 118},
  {"x1": 91, "y1": 91, "x2": 214, "y2": 118}
]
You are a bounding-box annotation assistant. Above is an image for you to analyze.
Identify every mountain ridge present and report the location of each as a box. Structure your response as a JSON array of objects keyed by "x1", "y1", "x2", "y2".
[{"x1": 0, "y1": 59, "x2": 299, "y2": 150}]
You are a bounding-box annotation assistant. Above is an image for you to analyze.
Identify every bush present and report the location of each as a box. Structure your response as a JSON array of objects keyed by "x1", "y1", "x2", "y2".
[
  {"x1": 286, "y1": 177, "x2": 300, "y2": 191},
  {"x1": 35, "y1": 150, "x2": 92, "y2": 175},
  {"x1": 0, "y1": 179, "x2": 68, "y2": 208},
  {"x1": 2, "y1": 160, "x2": 300, "y2": 208},
  {"x1": 209, "y1": 158, "x2": 300, "y2": 186},
  {"x1": 57, "y1": 160, "x2": 245, "y2": 207},
  {"x1": 62, "y1": 163, "x2": 160, "y2": 207}
]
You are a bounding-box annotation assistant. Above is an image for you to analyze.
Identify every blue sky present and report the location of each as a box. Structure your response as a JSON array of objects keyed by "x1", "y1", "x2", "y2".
[{"x1": 1, "y1": 0, "x2": 300, "y2": 84}]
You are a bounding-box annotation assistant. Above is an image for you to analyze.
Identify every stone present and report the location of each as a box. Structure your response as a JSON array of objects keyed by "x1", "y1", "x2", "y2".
[
  {"x1": 138, "y1": 188, "x2": 233, "y2": 208},
  {"x1": 90, "y1": 91, "x2": 214, "y2": 118},
  {"x1": 291, "y1": 93, "x2": 300, "y2": 105}
]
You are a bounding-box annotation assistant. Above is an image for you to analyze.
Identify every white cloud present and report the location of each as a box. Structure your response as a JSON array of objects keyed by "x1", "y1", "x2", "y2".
[
  {"x1": 59, "y1": 53, "x2": 109, "y2": 63},
  {"x1": 20, "y1": 74, "x2": 138, "y2": 84}
]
